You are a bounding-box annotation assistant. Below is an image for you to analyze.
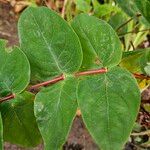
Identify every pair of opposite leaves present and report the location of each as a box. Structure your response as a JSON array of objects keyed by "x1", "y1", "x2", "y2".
[{"x1": 0, "y1": 7, "x2": 140, "y2": 150}]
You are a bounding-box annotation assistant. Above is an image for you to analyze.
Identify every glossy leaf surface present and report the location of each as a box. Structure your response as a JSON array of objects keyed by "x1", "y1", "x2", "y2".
[
  {"x1": 77, "y1": 67, "x2": 140, "y2": 150},
  {"x1": 72, "y1": 14, "x2": 122, "y2": 70},
  {"x1": 34, "y1": 77, "x2": 78, "y2": 150},
  {"x1": 0, "y1": 40, "x2": 30, "y2": 97},
  {"x1": 18, "y1": 7, "x2": 82, "y2": 83},
  {"x1": 0, "y1": 92, "x2": 42, "y2": 147}
]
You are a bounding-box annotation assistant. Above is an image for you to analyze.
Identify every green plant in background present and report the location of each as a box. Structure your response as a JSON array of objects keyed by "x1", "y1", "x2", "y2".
[{"x1": 0, "y1": 0, "x2": 150, "y2": 150}]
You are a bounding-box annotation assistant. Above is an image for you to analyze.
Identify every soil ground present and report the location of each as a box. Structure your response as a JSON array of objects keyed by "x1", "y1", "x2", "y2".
[{"x1": 0, "y1": 2, "x2": 150, "y2": 150}]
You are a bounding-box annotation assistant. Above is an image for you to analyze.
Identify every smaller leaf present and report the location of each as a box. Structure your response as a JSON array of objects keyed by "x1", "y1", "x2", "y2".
[
  {"x1": 94, "y1": 4, "x2": 120, "y2": 21},
  {"x1": 0, "y1": 40, "x2": 30, "y2": 97},
  {"x1": 109, "y1": 11, "x2": 129, "y2": 34},
  {"x1": 135, "y1": 0, "x2": 150, "y2": 25},
  {"x1": 75, "y1": 0, "x2": 92, "y2": 13},
  {"x1": 0, "y1": 92, "x2": 42, "y2": 148},
  {"x1": 116, "y1": 0, "x2": 139, "y2": 17},
  {"x1": 144, "y1": 63, "x2": 150, "y2": 76},
  {"x1": 120, "y1": 48, "x2": 150, "y2": 74},
  {"x1": 34, "y1": 77, "x2": 78, "y2": 150},
  {"x1": 72, "y1": 14, "x2": 122, "y2": 70},
  {"x1": 116, "y1": 0, "x2": 150, "y2": 26}
]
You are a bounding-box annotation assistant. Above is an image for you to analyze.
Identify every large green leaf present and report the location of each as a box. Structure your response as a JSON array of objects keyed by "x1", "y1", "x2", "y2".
[
  {"x1": 0, "y1": 40, "x2": 30, "y2": 97},
  {"x1": 135, "y1": 0, "x2": 150, "y2": 24},
  {"x1": 120, "y1": 48, "x2": 150, "y2": 74},
  {"x1": 18, "y1": 7, "x2": 82, "y2": 83},
  {"x1": 0, "y1": 114, "x2": 3, "y2": 150},
  {"x1": 71, "y1": 14, "x2": 122, "y2": 70},
  {"x1": 77, "y1": 67, "x2": 140, "y2": 150},
  {"x1": 0, "y1": 92, "x2": 42, "y2": 147},
  {"x1": 34, "y1": 77, "x2": 78, "y2": 150}
]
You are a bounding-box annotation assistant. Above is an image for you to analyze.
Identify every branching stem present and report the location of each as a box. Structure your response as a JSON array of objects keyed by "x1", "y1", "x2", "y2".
[
  {"x1": 1, "y1": 69, "x2": 150, "y2": 103},
  {"x1": 116, "y1": 13, "x2": 141, "y2": 32},
  {"x1": 133, "y1": 73, "x2": 150, "y2": 80},
  {"x1": 119, "y1": 28, "x2": 150, "y2": 37},
  {"x1": 75, "y1": 68, "x2": 107, "y2": 77},
  {"x1": 29, "y1": 74, "x2": 65, "y2": 91},
  {"x1": 0, "y1": 93, "x2": 15, "y2": 103}
]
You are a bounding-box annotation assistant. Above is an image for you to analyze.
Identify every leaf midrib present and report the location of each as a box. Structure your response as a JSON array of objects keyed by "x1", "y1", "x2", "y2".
[{"x1": 29, "y1": 9, "x2": 63, "y2": 73}]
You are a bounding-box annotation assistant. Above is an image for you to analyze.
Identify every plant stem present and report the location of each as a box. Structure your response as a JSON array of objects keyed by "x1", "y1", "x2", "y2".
[
  {"x1": 1, "y1": 70, "x2": 149, "y2": 103},
  {"x1": 75, "y1": 68, "x2": 107, "y2": 77},
  {"x1": 29, "y1": 74, "x2": 65, "y2": 91},
  {"x1": 61, "y1": 0, "x2": 68, "y2": 18},
  {"x1": 131, "y1": 130, "x2": 150, "y2": 136},
  {"x1": 116, "y1": 13, "x2": 141, "y2": 32},
  {"x1": 133, "y1": 73, "x2": 150, "y2": 80},
  {"x1": 0, "y1": 93, "x2": 15, "y2": 103},
  {"x1": 119, "y1": 28, "x2": 150, "y2": 37}
]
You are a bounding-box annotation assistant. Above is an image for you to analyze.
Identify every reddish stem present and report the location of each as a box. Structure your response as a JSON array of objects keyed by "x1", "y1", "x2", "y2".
[
  {"x1": 29, "y1": 74, "x2": 65, "y2": 91},
  {"x1": 133, "y1": 73, "x2": 150, "y2": 80},
  {"x1": 4, "y1": 69, "x2": 150, "y2": 103},
  {"x1": 0, "y1": 93, "x2": 15, "y2": 103},
  {"x1": 75, "y1": 68, "x2": 107, "y2": 77}
]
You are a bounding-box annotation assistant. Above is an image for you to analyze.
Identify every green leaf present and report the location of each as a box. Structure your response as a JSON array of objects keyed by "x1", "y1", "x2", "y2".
[
  {"x1": 116, "y1": 0, "x2": 150, "y2": 26},
  {"x1": 144, "y1": 63, "x2": 150, "y2": 76},
  {"x1": 75, "y1": 0, "x2": 92, "y2": 13},
  {"x1": 0, "y1": 113, "x2": 3, "y2": 150},
  {"x1": 109, "y1": 11, "x2": 129, "y2": 34},
  {"x1": 93, "y1": 4, "x2": 120, "y2": 21},
  {"x1": 0, "y1": 40, "x2": 30, "y2": 97},
  {"x1": 120, "y1": 48, "x2": 150, "y2": 74},
  {"x1": 135, "y1": 0, "x2": 150, "y2": 24},
  {"x1": 77, "y1": 67, "x2": 140, "y2": 150},
  {"x1": 0, "y1": 92, "x2": 42, "y2": 147},
  {"x1": 115, "y1": 0, "x2": 139, "y2": 17},
  {"x1": 71, "y1": 14, "x2": 122, "y2": 70},
  {"x1": 18, "y1": 7, "x2": 82, "y2": 83},
  {"x1": 34, "y1": 77, "x2": 78, "y2": 150}
]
